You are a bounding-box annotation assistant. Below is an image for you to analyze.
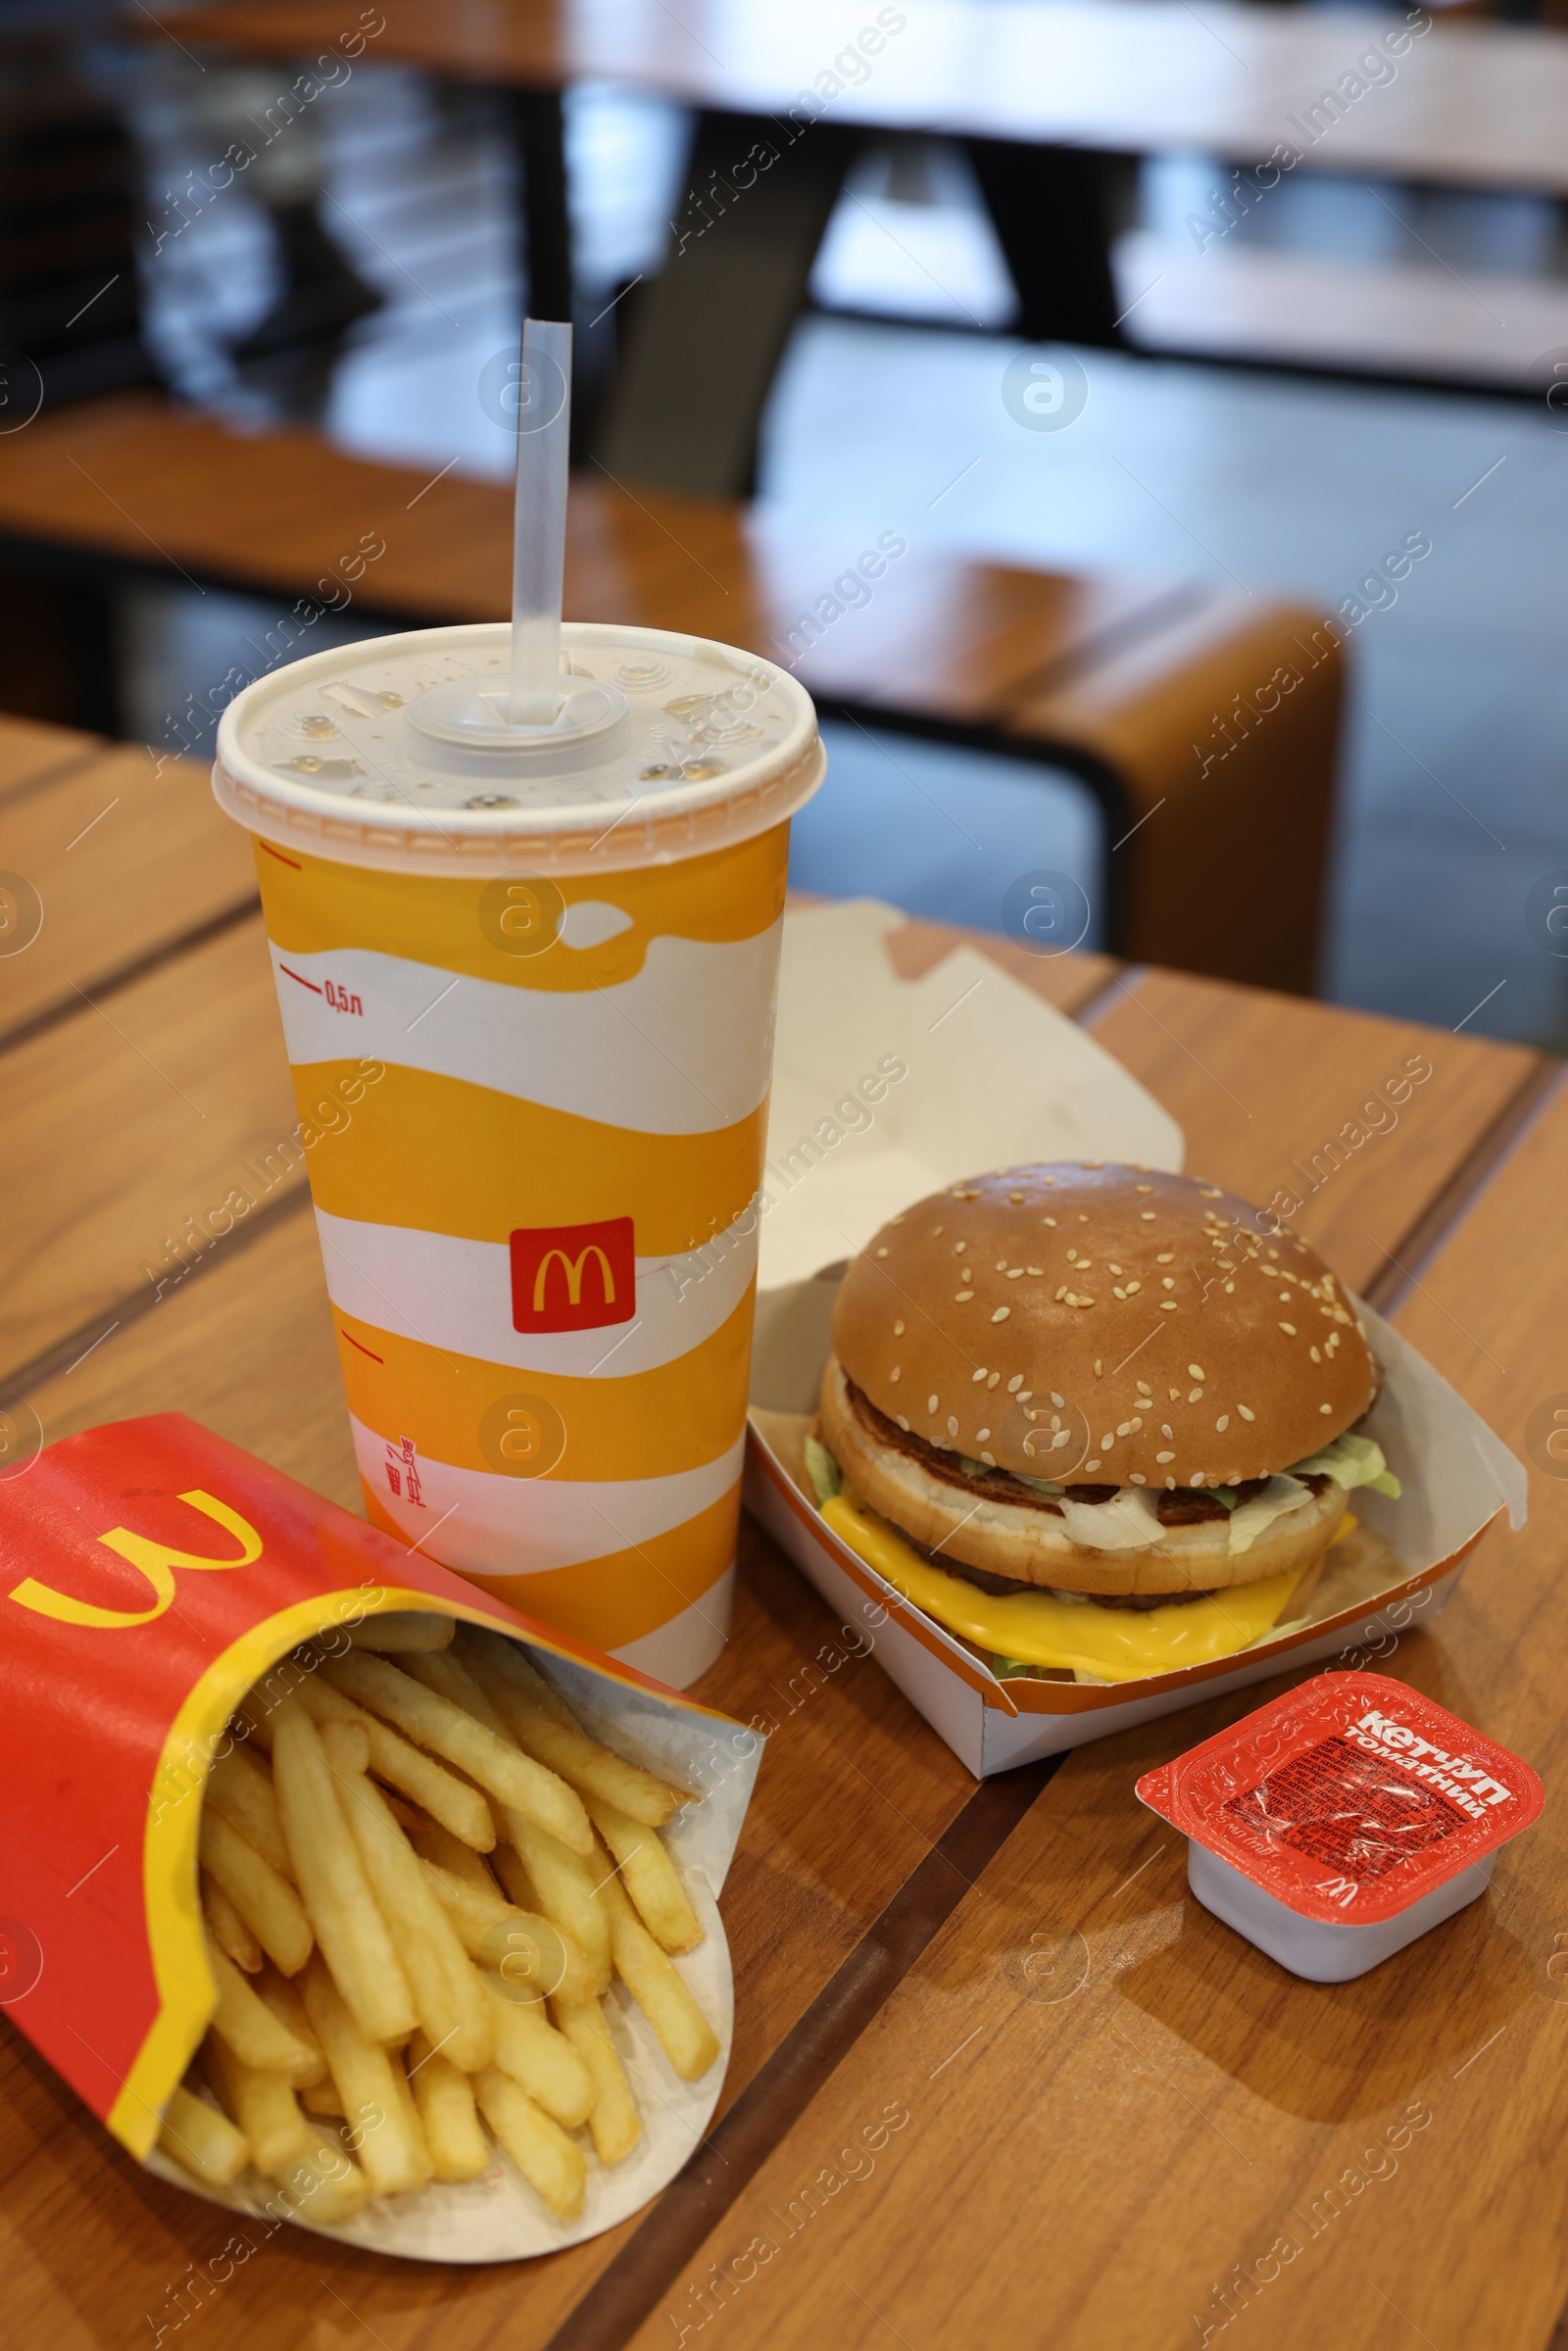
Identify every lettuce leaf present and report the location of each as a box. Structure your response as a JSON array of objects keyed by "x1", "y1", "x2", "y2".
[
  {"x1": 1288, "y1": 1430, "x2": 1400, "y2": 1499},
  {"x1": 1227, "y1": 1474, "x2": 1311, "y2": 1555},
  {"x1": 804, "y1": 1436, "x2": 842, "y2": 1506}
]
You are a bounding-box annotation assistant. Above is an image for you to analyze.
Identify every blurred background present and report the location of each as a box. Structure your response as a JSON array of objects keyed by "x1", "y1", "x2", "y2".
[{"x1": 5, "y1": 0, "x2": 1568, "y2": 1040}]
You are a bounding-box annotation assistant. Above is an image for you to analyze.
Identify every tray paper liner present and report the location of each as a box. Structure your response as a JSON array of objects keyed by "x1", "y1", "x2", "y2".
[
  {"x1": 749, "y1": 1271, "x2": 1525, "y2": 1710},
  {"x1": 0, "y1": 1412, "x2": 759, "y2": 2263},
  {"x1": 758, "y1": 899, "x2": 1182, "y2": 1289}
]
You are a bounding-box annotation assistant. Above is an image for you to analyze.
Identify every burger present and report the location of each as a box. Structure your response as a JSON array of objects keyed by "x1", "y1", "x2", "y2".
[{"x1": 808, "y1": 1162, "x2": 1400, "y2": 1683}]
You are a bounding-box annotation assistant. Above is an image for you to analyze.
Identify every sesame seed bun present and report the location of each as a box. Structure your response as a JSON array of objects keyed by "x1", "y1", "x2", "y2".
[{"x1": 830, "y1": 1162, "x2": 1374, "y2": 1490}]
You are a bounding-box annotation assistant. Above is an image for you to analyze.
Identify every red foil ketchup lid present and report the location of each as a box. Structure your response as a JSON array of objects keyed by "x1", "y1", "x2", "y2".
[{"x1": 1137, "y1": 1672, "x2": 1544, "y2": 1926}]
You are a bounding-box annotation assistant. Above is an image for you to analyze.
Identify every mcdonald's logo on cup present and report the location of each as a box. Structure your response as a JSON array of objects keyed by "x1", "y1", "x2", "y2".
[{"x1": 510, "y1": 1217, "x2": 636, "y2": 1335}]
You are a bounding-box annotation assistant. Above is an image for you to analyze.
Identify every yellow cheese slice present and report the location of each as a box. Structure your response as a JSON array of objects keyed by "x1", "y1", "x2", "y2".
[{"x1": 820, "y1": 1492, "x2": 1304, "y2": 1684}]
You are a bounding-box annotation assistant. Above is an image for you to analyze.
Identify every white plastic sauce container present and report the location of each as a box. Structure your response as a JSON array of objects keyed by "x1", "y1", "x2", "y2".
[{"x1": 1137, "y1": 1670, "x2": 1544, "y2": 1982}]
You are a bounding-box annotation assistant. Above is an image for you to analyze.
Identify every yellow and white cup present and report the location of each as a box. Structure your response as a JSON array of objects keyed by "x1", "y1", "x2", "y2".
[{"x1": 215, "y1": 621, "x2": 823, "y2": 1686}]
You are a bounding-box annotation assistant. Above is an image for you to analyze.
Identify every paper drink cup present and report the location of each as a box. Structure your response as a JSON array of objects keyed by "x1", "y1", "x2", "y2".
[{"x1": 215, "y1": 621, "x2": 824, "y2": 1686}]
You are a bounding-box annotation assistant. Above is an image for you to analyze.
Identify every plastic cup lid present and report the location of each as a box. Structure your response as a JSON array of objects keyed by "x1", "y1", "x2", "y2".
[
  {"x1": 213, "y1": 621, "x2": 824, "y2": 876},
  {"x1": 1136, "y1": 1672, "x2": 1544, "y2": 1927}
]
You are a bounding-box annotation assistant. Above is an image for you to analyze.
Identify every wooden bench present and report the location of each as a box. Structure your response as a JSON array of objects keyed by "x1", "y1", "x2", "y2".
[
  {"x1": 0, "y1": 394, "x2": 1344, "y2": 990},
  {"x1": 3, "y1": 707, "x2": 1563, "y2": 2350}
]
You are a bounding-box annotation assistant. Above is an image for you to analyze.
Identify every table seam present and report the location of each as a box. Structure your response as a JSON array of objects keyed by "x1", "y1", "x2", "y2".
[
  {"x1": 0, "y1": 1177, "x2": 314, "y2": 1410},
  {"x1": 0, "y1": 892, "x2": 263, "y2": 1058},
  {"x1": 1360, "y1": 1053, "x2": 1564, "y2": 1316}
]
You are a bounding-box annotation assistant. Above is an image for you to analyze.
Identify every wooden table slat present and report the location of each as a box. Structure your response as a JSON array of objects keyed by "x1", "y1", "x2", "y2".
[
  {"x1": 0, "y1": 711, "x2": 104, "y2": 806},
  {"x1": 1088, "y1": 966, "x2": 1544, "y2": 1300},
  {"x1": 0, "y1": 913, "x2": 304, "y2": 1386},
  {"x1": 0, "y1": 742, "x2": 258, "y2": 1043}
]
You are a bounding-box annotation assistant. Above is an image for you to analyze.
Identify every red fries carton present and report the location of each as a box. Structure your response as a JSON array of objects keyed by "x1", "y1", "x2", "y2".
[
  {"x1": 1136, "y1": 1671, "x2": 1543, "y2": 1981},
  {"x1": 0, "y1": 1414, "x2": 760, "y2": 2261}
]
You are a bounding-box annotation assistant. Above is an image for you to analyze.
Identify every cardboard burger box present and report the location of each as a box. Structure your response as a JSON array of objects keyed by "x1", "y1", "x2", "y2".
[
  {"x1": 744, "y1": 904, "x2": 1525, "y2": 1777},
  {"x1": 0, "y1": 1413, "x2": 760, "y2": 2262}
]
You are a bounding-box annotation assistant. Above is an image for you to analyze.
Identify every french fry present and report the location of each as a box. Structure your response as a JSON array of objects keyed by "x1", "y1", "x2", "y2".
[
  {"x1": 583, "y1": 1795, "x2": 702, "y2": 1954},
  {"x1": 293, "y1": 1672, "x2": 494, "y2": 1850},
  {"x1": 204, "y1": 1631, "x2": 727, "y2": 2232},
  {"x1": 407, "y1": 2032, "x2": 490, "y2": 2182},
  {"x1": 481, "y1": 1974, "x2": 594, "y2": 2128},
  {"x1": 343, "y1": 1648, "x2": 597, "y2": 1860},
  {"x1": 408, "y1": 1819, "x2": 503, "y2": 1897},
  {"x1": 325, "y1": 1652, "x2": 592, "y2": 1856},
  {"x1": 473, "y1": 2066, "x2": 586, "y2": 2223},
  {"x1": 252, "y1": 1965, "x2": 326, "y2": 2086},
  {"x1": 395, "y1": 1643, "x2": 505, "y2": 1729},
  {"x1": 273, "y1": 2136, "x2": 371, "y2": 2226},
  {"x1": 159, "y1": 2082, "x2": 249, "y2": 2186},
  {"x1": 299, "y1": 1955, "x2": 433, "y2": 2198},
  {"x1": 207, "y1": 1743, "x2": 291, "y2": 1876},
  {"x1": 200, "y1": 1808, "x2": 314, "y2": 1976},
  {"x1": 271, "y1": 1698, "x2": 416, "y2": 2046},
  {"x1": 382, "y1": 2043, "x2": 434, "y2": 2176},
  {"x1": 596, "y1": 1862, "x2": 719, "y2": 2082},
  {"x1": 395, "y1": 1661, "x2": 612, "y2": 1997},
  {"x1": 231, "y1": 1703, "x2": 271, "y2": 1755},
  {"x1": 416, "y1": 1859, "x2": 503, "y2": 1957},
  {"x1": 348, "y1": 1611, "x2": 456, "y2": 1652},
  {"x1": 495, "y1": 1816, "x2": 612, "y2": 1997},
  {"x1": 457, "y1": 1626, "x2": 577, "y2": 1730},
  {"x1": 317, "y1": 1718, "x2": 372, "y2": 1779},
  {"x1": 552, "y1": 1998, "x2": 642, "y2": 2165},
  {"x1": 327, "y1": 1759, "x2": 493, "y2": 2071},
  {"x1": 203, "y1": 1871, "x2": 263, "y2": 1974},
  {"x1": 242, "y1": 1653, "x2": 320, "y2": 1746},
  {"x1": 417, "y1": 1857, "x2": 595, "y2": 2007},
  {"x1": 395, "y1": 1668, "x2": 612, "y2": 1995},
  {"x1": 468, "y1": 1635, "x2": 692, "y2": 1826},
  {"x1": 202, "y1": 2033, "x2": 313, "y2": 2179},
  {"x1": 206, "y1": 1933, "x2": 317, "y2": 2081}
]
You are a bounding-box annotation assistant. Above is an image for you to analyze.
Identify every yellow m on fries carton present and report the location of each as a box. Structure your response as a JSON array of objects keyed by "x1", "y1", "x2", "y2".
[{"x1": 0, "y1": 1412, "x2": 760, "y2": 2260}]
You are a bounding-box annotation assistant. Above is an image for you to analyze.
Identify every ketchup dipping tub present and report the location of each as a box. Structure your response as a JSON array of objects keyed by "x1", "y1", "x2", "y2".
[{"x1": 1137, "y1": 1672, "x2": 1544, "y2": 1982}]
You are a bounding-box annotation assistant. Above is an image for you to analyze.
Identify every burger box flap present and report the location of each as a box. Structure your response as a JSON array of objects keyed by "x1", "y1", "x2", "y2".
[
  {"x1": 746, "y1": 1285, "x2": 1524, "y2": 1777},
  {"x1": 756, "y1": 899, "x2": 1183, "y2": 1287},
  {"x1": 741, "y1": 909, "x2": 1525, "y2": 1773},
  {"x1": 0, "y1": 1413, "x2": 761, "y2": 2263}
]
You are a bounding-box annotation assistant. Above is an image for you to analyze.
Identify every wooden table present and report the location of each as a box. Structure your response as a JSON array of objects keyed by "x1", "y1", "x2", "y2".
[
  {"x1": 156, "y1": 1, "x2": 1568, "y2": 487},
  {"x1": 5, "y1": 710, "x2": 1568, "y2": 2349}
]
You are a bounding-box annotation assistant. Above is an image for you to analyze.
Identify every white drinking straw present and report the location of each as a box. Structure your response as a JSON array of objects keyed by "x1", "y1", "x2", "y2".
[{"x1": 509, "y1": 316, "x2": 572, "y2": 724}]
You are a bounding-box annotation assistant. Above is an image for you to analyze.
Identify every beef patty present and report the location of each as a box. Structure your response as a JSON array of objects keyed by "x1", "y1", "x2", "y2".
[
  {"x1": 839, "y1": 1379, "x2": 1331, "y2": 1610},
  {"x1": 844, "y1": 1378, "x2": 1287, "y2": 1524}
]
